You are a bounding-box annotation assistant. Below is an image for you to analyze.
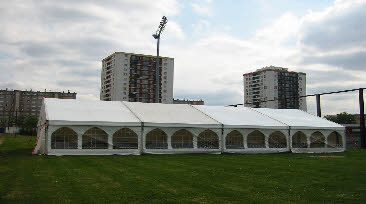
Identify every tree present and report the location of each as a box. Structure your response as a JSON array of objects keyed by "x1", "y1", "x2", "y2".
[
  {"x1": 324, "y1": 112, "x2": 356, "y2": 124},
  {"x1": 17, "y1": 115, "x2": 38, "y2": 135}
]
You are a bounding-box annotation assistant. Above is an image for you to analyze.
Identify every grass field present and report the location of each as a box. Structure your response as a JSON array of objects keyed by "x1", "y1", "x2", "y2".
[{"x1": 1, "y1": 134, "x2": 366, "y2": 203}]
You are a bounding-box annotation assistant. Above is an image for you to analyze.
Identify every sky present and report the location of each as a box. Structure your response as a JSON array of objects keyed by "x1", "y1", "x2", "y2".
[{"x1": 0, "y1": 0, "x2": 365, "y2": 116}]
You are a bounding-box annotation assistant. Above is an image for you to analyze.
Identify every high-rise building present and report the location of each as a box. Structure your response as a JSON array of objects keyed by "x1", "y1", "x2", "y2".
[
  {"x1": 100, "y1": 52, "x2": 174, "y2": 103},
  {"x1": 243, "y1": 66, "x2": 306, "y2": 110},
  {"x1": 0, "y1": 89, "x2": 76, "y2": 126}
]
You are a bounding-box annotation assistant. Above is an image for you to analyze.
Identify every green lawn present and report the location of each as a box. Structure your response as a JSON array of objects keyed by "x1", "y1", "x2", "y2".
[{"x1": 1, "y1": 134, "x2": 366, "y2": 203}]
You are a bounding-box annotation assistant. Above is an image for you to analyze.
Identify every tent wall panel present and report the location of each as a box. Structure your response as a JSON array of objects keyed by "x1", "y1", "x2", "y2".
[
  {"x1": 46, "y1": 125, "x2": 141, "y2": 155},
  {"x1": 142, "y1": 127, "x2": 222, "y2": 154},
  {"x1": 290, "y1": 129, "x2": 345, "y2": 153},
  {"x1": 223, "y1": 128, "x2": 290, "y2": 153}
]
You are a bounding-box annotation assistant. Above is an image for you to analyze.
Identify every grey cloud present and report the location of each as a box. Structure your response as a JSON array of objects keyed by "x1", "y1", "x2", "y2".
[
  {"x1": 21, "y1": 42, "x2": 60, "y2": 57},
  {"x1": 56, "y1": 79, "x2": 98, "y2": 88},
  {"x1": 301, "y1": 51, "x2": 366, "y2": 71},
  {"x1": 60, "y1": 67, "x2": 100, "y2": 77},
  {"x1": 300, "y1": 2, "x2": 366, "y2": 51},
  {"x1": 305, "y1": 69, "x2": 360, "y2": 82},
  {"x1": 41, "y1": 6, "x2": 101, "y2": 23}
]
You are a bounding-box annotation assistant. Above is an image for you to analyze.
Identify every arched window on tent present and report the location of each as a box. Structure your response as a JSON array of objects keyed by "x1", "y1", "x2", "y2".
[
  {"x1": 292, "y1": 131, "x2": 307, "y2": 148},
  {"x1": 226, "y1": 130, "x2": 244, "y2": 149},
  {"x1": 247, "y1": 130, "x2": 265, "y2": 148},
  {"x1": 327, "y1": 131, "x2": 343, "y2": 148},
  {"x1": 171, "y1": 129, "x2": 193, "y2": 149},
  {"x1": 198, "y1": 129, "x2": 219, "y2": 149},
  {"x1": 146, "y1": 129, "x2": 168, "y2": 149},
  {"x1": 82, "y1": 127, "x2": 108, "y2": 149},
  {"x1": 51, "y1": 127, "x2": 78, "y2": 149},
  {"x1": 269, "y1": 131, "x2": 287, "y2": 148},
  {"x1": 310, "y1": 131, "x2": 325, "y2": 148},
  {"x1": 113, "y1": 128, "x2": 138, "y2": 149}
]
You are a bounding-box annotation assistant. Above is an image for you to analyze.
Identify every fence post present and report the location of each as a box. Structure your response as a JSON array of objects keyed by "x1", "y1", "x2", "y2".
[
  {"x1": 359, "y1": 88, "x2": 365, "y2": 148},
  {"x1": 316, "y1": 94, "x2": 321, "y2": 117}
]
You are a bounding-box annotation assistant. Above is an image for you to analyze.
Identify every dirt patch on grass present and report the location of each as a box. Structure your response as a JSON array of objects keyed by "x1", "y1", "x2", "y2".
[{"x1": 309, "y1": 156, "x2": 344, "y2": 158}]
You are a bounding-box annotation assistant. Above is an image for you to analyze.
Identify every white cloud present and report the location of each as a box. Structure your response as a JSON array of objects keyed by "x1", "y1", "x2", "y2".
[{"x1": 191, "y1": 3, "x2": 212, "y2": 16}]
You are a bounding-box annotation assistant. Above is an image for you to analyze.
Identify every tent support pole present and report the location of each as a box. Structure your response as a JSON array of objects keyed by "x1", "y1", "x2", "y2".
[
  {"x1": 288, "y1": 127, "x2": 291, "y2": 152},
  {"x1": 140, "y1": 122, "x2": 144, "y2": 154}
]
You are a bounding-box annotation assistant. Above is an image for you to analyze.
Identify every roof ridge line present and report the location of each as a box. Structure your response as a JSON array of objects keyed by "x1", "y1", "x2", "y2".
[
  {"x1": 189, "y1": 105, "x2": 222, "y2": 125},
  {"x1": 248, "y1": 107, "x2": 290, "y2": 128},
  {"x1": 120, "y1": 101, "x2": 143, "y2": 123}
]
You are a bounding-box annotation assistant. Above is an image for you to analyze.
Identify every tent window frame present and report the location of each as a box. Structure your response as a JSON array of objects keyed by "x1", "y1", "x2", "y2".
[
  {"x1": 247, "y1": 130, "x2": 265, "y2": 148},
  {"x1": 226, "y1": 130, "x2": 244, "y2": 149},
  {"x1": 198, "y1": 129, "x2": 219, "y2": 149},
  {"x1": 113, "y1": 128, "x2": 138, "y2": 149},
  {"x1": 171, "y1": 129, "x2": 193, "y2": 149},
  {"x1": 82, "y1": 127, "x2": 109, "y2": 149},
  {"x1": 268, "y1": 131, "x2": 287, "y2": 148},
  {"x1": 146, "y1": 128, "x2": 168, "y2": 149},
  {"x1": 310, "y1": 131, "x2": 325, "y2": 148},
  {"x1": 327, "y1": 132, "x2": 343, "y2": 148},
  {"x1": 292, "y1": 131, "x2": 308, "y2": 148},
  {"x1": 51, "y1": 127, "x2": 78, "y2": 149}
]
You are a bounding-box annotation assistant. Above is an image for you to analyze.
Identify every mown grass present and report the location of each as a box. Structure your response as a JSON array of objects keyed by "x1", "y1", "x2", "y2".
[{"x1": 0, "y1": 133, "x2": 366, "y2": 203}]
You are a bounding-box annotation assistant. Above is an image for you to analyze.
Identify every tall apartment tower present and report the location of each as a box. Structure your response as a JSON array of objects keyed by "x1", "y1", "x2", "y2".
[
  {"x1": 243, "y1": 66, "x2": 306, "y2": 111},
  {"x1": 100, "y1": 52, "x2": 174, "y2": 103}
]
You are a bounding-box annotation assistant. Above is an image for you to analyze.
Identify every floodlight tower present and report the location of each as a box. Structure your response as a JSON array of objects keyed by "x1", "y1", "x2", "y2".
[{"x1": 152, "y1": 16, "x2": 168, "y2": 103}]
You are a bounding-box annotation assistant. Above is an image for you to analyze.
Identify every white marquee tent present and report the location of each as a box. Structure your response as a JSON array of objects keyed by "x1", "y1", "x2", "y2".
[{"x1": 33, "y1": 99, "x2": 345, "y2": 155}]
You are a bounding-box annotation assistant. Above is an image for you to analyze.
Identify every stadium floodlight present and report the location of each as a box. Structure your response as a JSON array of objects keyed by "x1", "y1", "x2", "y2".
[{"x1": 152, "y1": 16, "x2": 168, "y2": 103}]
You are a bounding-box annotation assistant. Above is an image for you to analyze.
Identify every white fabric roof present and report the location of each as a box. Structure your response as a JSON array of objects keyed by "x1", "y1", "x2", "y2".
[
  {"x1": 193, "y1": 105, "x2": 288, "y2": 129},
  {"x1": 44, "y1": 98, "x2": 141, "y2": 126},
  {"x1": 253, "y1": 108, "x2": 344, "y2": 130},
  {"x1": 123, "y1": 102, "x2": 221, "y2": 128},
  {"x1": 43, "y1": 99, "x2": 343, "y2": 130}
]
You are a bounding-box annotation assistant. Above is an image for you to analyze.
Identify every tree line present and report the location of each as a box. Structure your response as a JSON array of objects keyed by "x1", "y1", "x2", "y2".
[{"x1": 0, "y1": 115, "x2": 38, "y2": 135}]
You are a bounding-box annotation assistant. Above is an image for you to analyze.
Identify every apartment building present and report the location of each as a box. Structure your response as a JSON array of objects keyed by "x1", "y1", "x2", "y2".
[
  {"x1": 100, "y1": 52, "x2": 174, "y2": 103},
  {"x1": 173, "y1": 98, "x2": 205, "y2": 105},
  {"x1": 0, "y1": 89, "x2": 76, "y2": 126},
  {"x1": 243, "y1": 66, "x2": 306, "y2": 110}
]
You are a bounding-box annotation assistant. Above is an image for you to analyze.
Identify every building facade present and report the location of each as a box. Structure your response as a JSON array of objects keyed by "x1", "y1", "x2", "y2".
[
  {"x1": 100, "y1": 52, "x2": 174, "y2": 103},
  {"x1": 243, "y1": 66, "x2": 306, "y2": 110},
  {"x1": 173, "y1": 98, "x2": 205, "y2": 105},
  {"x1": 0, "y1": 89, "x2": 76, "y2": 126}
]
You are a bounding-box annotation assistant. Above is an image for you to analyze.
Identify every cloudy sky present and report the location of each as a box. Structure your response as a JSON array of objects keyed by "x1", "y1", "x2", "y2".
[{"x1": 0, "y1": 0, "x2": 365, "y2": 115}]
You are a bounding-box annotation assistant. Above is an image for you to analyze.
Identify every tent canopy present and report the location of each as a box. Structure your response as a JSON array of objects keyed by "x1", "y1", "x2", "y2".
[
  {"x1": 193, "y1": 105, "x2": 288, "y2": 129},
  {"x1": 123, "y1": 102, "x2": 221, "y2": 128},
  {"x1": 44, "y1": 99, "x2": 141, "y2": 126},
  {"x1": 254, "y1": 108, "x2": 344, "y2": 130}
]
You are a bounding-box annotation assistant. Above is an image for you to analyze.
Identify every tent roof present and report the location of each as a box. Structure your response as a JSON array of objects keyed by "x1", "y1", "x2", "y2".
[
  {"x1": 193, "y1": 105, "x2": 288, "y2": 129},
  {"x1": 123, "y1": 102, "x2": 221, "y2": 127},
  {"x1": 44, "y1": 98, "x2": 141, "y2": 126},
  {"x1": 253, "y1": 108, "x2": 344, "y2": 130}
]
